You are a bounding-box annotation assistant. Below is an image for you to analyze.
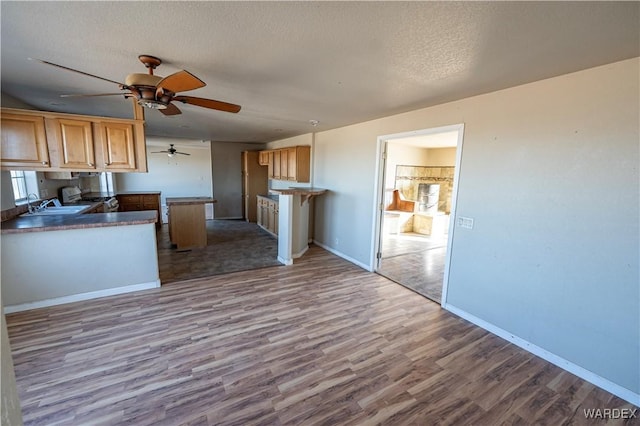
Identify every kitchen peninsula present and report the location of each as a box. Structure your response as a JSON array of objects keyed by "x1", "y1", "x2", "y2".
[
  {"x1": 166, "y1": 197, "x2": 216, "y2": 250},
  {"x1": 1, "y1": 211, "x2": 159, "y2": 313},
  {"x1": 269, "y1": 187, "x2": 327, "y2": 265}
]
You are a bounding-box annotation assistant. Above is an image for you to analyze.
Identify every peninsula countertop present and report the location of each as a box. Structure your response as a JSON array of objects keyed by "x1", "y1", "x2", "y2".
[
  {"x1": 165, "y1": 197, "x2": 217, "y2": 205},
  {"x1": 269, "y1": 187, "x2": 327, "y2": 196},
  {"x1": 1, "y1": 211, "x2": 158, "y2": 234}
]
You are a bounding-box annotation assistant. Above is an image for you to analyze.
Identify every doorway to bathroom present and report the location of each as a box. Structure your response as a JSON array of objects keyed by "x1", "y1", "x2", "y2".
[{"x1": 372, "y1": 124, "x2": 464, "y2": 304}]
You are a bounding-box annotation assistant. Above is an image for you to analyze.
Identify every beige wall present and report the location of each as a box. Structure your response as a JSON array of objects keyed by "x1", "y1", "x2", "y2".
[
  {"x1": 426, "y1": 147, "x2": 456, "y2": 166},
  {"x1": 307, "y1": 58, "x2": 639, "y2": 399},
  {"x1": 210, "y1": 141, "x2": 266, "y2": 219}
]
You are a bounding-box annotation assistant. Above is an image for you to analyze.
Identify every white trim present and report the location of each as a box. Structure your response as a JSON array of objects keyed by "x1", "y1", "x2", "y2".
[
  {"x1": 4, "y1": 280, "x2": 161, "y2": 314},
  {"x1": 292, "y1": 245, "x2": 309, "y2": 259},
  {"x1": 440, "y1": 124, "x2": 465, "y2": 307},
  {"x1": 277, "y1": 256, "x2": 293, "y2": 266},
  {"x1": 371, "y1": 123, "x2": 466, "y2": 305},
  {"x1": 277, "y1": 194, "x2": 294, "y2": 265},
  {"x1": 314, "y1": 240, "x2": 370, "y2": 271},
  {"x1": 444, "y1": 303, "x2": 640, "y2": 407},
  {"x1": 369, "y1": 137, "x2": 386, "y2": 271}
]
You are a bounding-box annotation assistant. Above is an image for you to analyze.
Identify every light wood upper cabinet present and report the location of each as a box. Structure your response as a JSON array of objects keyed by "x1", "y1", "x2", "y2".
[
  {"x1": 97, "y1": 122, "x2": 136, "y2": 171},
  {"x1": 46, "y1": 118, "x2": 96, "y2": 170},
  {"x1": 266, "y1": 151, "x2": 274, "y2": 178},
  {"x1": 258, "y1": 151, "x2": 270, "y2": 166},
  {"x1": 260, "y1": 145, "x2": 310, "y2": 183},
  {"x1": 0, "y1": 108, "x2": 147, "y2": 172},
  {"x1": 273, "y1": 150, "x2": 281, "y2": 180},
  {"x1": 0, "y1": 113, "x2": 50, "y2": 169},
  {"x1": 280, "y1": 148, "x2": 289, "y2": 180},
  {"x1": 293, "y1": 146, "x2": 310, "y2": 182}
]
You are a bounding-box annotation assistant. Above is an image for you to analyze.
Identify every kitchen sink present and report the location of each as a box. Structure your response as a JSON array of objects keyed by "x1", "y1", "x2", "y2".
[{"x1": 21, "y1": 206, "x2": 88, "y2": 216}]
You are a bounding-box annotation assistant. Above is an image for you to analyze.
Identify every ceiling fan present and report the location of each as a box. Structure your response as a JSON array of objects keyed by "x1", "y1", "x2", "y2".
[
  {"x1": 151, "y1": 144, "x2": 190, "y2": 157},
  {"x1": 31, "y1": 55, "x2": 241, "y2": 116}
]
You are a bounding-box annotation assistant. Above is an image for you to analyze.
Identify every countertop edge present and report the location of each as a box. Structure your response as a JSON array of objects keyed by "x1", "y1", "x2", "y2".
[
  {"x1": 269, "y1": 188, "x2": 328, "y2": 196},
  {"x1": 165, "y1": 197, "x2": 217, "y2": 205},
  {"x1": 1, "y1": 211, "x2": 158, "y2": 234}
]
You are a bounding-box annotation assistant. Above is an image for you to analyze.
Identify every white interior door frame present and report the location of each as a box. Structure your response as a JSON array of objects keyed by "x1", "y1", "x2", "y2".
[{"x1": 370, "y1": 123, "x2": 465, "y2": 306}]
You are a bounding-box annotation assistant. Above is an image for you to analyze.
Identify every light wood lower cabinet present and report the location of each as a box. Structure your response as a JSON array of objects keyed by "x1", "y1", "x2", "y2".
[
  {"x1": 116, "y1": 192, "x2": 161, "y2": 229},
  {"x1": 166, "y1": 198, "x2": 215, "y2": 250},
  {"x1": 168, "y1": 203, "x2": 206, "y2": 250},
  {"x1": 1, "y1": 108, "x2": 147, "y2": 172},
  {"x1": 257, "y1": 195, "x2": 278, "y2": 236}
]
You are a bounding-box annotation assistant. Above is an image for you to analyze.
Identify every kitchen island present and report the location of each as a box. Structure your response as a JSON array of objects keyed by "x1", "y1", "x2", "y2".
[
  {"x1": 166, "y1": 197, "x2": 216, "y2": 250},
  {"x1": 1, "y1": 211, "x2": 159, "y2": 313}
]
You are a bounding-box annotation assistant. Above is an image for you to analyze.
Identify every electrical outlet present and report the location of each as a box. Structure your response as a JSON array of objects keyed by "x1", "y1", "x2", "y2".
[{"x1": 457, "y1": 216, "x2": 474, "y2": 229}]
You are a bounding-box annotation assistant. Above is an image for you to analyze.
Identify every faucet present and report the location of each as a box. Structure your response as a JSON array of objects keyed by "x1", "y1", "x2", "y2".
[
  {"x1": 38, "y1": 198, "x2": 61, "y2": 211},
  {"x1": 26, "y1": 193, "x2": 38, "y2": 214}
]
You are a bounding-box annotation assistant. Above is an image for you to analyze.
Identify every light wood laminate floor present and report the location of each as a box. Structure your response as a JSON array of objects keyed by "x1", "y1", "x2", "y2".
[
  {"x1": 378, "y1": 232, "x2": 448, "y2": 303},
  {"x1": 6, "y1": 246, "x2": 635, "y2": 425}
]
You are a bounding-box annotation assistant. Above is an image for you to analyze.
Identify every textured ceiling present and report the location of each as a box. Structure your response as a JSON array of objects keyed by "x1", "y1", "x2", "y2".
[{"x1": 1, "y1": 1, "x2": 638, "y2": 143}]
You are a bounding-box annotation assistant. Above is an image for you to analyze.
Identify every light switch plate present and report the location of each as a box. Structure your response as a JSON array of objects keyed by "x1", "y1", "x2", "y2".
[{"x1": 457, "y1": 216, "x2": 474, "y2": 229}]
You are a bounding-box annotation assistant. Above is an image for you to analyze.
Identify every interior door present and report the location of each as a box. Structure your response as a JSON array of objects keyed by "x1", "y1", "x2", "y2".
[
  {"x1": 376, "y1": 141, "x2": 389, "y2": 271},
  {"x1": 374, "y1": 125, "x2": 463, "y2": 305}
]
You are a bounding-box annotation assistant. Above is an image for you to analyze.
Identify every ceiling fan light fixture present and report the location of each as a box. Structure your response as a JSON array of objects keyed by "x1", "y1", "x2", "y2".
[
  {"x1": 138, "y1": 99, "x2": 168, "y2": 110},
  {"x1": 35, "y1": 55, "x2": 241, "y2": 118}
]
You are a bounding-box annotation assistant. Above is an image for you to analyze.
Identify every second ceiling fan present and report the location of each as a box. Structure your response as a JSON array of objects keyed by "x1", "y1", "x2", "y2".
[
  {"x1": 151, "y1": 144, "x2": 190, "y2": 157},
  {"x1": 34, "y1": 54, "x2": 241, "y2": 116}
]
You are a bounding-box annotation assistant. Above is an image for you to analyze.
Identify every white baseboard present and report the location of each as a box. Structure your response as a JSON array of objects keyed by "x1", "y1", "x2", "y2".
[
  {"x1": 313, "y1": 240, "x2": 370, "y2": 271},
  {"x1": 4, "y1": 280, "x2": 161, "y2": 314},
  {"x1": 444, "y1": 303, "x2": 640, "y2": 407},
  {"x1": 277, "y1": 256, "x2": 293, "y2": 266},
  {"x1": 292, "y1": 245, "x2": 309, "y2": 259}
]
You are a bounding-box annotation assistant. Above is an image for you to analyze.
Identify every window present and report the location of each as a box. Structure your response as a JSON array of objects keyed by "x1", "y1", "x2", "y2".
[{"x1": 10, "y1": 171, "x2": 38, "y2": 202}]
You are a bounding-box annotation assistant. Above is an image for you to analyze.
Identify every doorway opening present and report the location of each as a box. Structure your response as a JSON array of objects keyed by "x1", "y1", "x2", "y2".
[{"x1": 372, "y1": 124, "x2": 464, "y2": 305}]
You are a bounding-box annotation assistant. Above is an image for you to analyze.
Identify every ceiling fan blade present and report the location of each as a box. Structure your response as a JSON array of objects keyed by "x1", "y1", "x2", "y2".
[
  {"x1": 60, "y1": 92, "x2": 131, "y2": 98},
  {"x1": 176, "y1": 152, "x2": 191, "y2": 156},
  {"x1": 159, "y1": 103, "x2": 182, "y2": 116},
  {"x1": 173, "y1": 95, "x2": 241, "y2": 113},
  {"x1": 150, "y1": 150, "x2": 169, "y2": 154},
  {"x1": 30, "y1": 58, "x2": 124, "y2": 86},
  {"x1": 157, "y1": 70, "x2": 205, "y2": 93}
]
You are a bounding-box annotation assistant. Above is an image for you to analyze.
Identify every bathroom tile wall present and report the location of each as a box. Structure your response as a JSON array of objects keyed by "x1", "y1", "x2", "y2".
[{"x1": 395, "y1": 166, "x2": 455, "y2": 213}]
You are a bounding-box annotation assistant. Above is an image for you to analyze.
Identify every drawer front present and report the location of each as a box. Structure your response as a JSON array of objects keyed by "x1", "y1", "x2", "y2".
[
  {"x1": 117, "y1": 195, "x2": 142, "y2": 204},
  {"x1": 142, "y1": 194, "x2": 159, "y2": 205},
  {"x1": 119, "y1": 203, "x2": 142, "y2": 211}
]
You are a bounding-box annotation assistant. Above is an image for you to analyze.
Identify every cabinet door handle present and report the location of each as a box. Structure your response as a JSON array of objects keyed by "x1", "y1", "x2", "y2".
[
  {"x1": 88, "y1": 162, "x2": 93, "y2": 167},
  {"x1": 41, "y1": 161, "x2": 48, "y2": 165}
]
